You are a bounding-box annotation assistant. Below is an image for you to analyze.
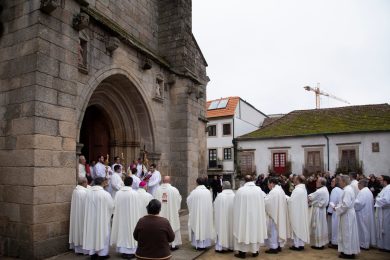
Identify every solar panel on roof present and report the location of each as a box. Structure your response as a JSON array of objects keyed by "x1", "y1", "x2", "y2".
[
  {"x1": 208, "y1": 100, "x2": 220, "y2": 110},
  {"x1": 217, "y1": 99, "x2": 228, "y2": 109}
]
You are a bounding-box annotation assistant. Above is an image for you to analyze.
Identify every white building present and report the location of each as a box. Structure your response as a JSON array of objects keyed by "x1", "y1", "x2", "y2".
[
  {"x1": 237, "y1": 104, "x2": 390, "y2": 177},
  {"x1": 206, "y1": 97, "x2": 267, "y2": 181}
]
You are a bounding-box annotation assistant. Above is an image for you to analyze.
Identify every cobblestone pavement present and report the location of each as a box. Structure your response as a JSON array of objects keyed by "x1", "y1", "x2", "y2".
[{"x1": 3, "y1": 213, "x2": 389, "y2": 260}]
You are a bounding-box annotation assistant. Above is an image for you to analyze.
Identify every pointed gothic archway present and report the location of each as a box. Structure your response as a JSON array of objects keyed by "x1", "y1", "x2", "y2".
[{"x1": 78, "y1": 73, "x2": 155, "y2": 164}]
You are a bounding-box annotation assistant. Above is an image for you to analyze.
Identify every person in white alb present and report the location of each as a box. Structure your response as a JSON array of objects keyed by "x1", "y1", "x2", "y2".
[
  {"x1": 110, "y1": 177, "x2": 142, "y2": 259},
  {"x1": 78, "y1": 155, "x2": 87, "y2": 179},
  {"x1": 335, "y1": 175, "x2": 360, "y2": 259},
  {"x1": 233, "y1": 175, "x2": 267, "y2": 259},
  {"x1": 129, "y1": 168, "x2": 141, "y2": 190},
  {"x1": 328, "y1": 176, "x2": 343, "y2": 249},
  {"x1": 154, "y1": 176, "x2": 182, "y2": 250},
  {"x1": 349, "y1": 172, "x2": 359, "y2": 198},
  {"x1": 287, "y1": 175, "x2": 310, "y2": 251},
  {"x1": 375, "y1": 175, "x2": 390, "y2": 252},
  {"x1": 69, "y1": 177, "x2": 88, "y2": 255},
  {"x1": 187, "y1": 176, "x2": 214, "y2": 250},
  {"x1": 82, "y1": 177, "x2": 114, "y2": 259},
  {"x1": 214, "y1": 181, "x2": 235, "y2": 253},
  {"x1": 110, "y1": 164, "x2": 124, "y2": 198},
  {"x1": 137, "y1": 181, "x2": 153, "y2": 217},
  {"x1": 111, "y1": 156, "x2": 124, "y2": 177},
  {"x1": 308, "y1": 177, "x2": 329, "y2": 250},
  {"x1": 354, "y1": 179, "x2": 376, "y2": 250},
  {"x1": 264, "y1": 177, "x2": 290, "y2": 254}
]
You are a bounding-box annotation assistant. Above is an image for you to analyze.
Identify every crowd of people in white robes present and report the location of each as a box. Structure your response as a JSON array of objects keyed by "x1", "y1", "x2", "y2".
[{"x1": 72, "y1": 155, "x2": 390, "y2": 259}]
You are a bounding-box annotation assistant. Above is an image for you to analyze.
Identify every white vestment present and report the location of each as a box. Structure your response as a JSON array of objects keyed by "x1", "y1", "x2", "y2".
[
  {"x1": 137, "y1": 189, "x2": 153, "y2": 217},
  {"x1": 355, "y1": 187, "x2": 376, "y2": 249},
  {"x1": 154, "y1": 183, "x2": 182, "y2": 247},
  {"x1": 131, "y1": 174, "x2": 141, "y2": 190},
  {"x1": 351, "y1": 180, "x2": 359, "y2": 198},
  {"x1": 328, "y1": 186, "x2": 343, "y2": 245},
  {"x1": 214, "y1": 189, "x2": 235, "y2": 250},
  {"x1": 288, "y1": 183, "x2": 310, "y2": 246},
  {"x1": 375, "y1": 184, "x2": 390, "y2": 250},
  {"x1": 110, "y1": 172, "x2": 124, "y2": 199},
  {"x1": 82, "y1": 186, "x2": 114, "y2": 256},
  {"x1": 336, "y1": 185, "x2": 360, "y2": 255},
  {"x1": 147, "y1": 171, "x2": 161, "y2": 196},
  {"x1": 308, "y1": 186, "x2": 329, "y2": 247},
  {"x1": 93, "y1": 162, "x2": 109, "y2": 179},
  {"x1": 78, "y1": 164, "x2": 86, "y2": 179},
  {"x1": 136, "y1": 164, "x2": 143, "y2": 178},
  {"x1": 265, "y1": 185, "x2": 290, "y2": 249},
  {"x1": 187, "y1": 185, "x2": 215, "y2": 248},
  {"x1": 110, "y1": 186, "x2": 141, "y2": 254},
  {"x1": 112, "y1": 163, "x2": 123, "y2": 174},
  {"x1": 69, "y1": 185, "x2": 88, "y2": 254},
  {"x1": 233, "y1": 182, "x2": 267, "y2": 253}
]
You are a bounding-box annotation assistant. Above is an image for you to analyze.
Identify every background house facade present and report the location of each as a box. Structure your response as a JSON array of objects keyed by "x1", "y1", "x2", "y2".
[
  {"x1": 206, "y1": 97, "x2": 267, "y2": 182},
  {"x1": 237, "y1": 104, "x2": 390, "y2": 177}
]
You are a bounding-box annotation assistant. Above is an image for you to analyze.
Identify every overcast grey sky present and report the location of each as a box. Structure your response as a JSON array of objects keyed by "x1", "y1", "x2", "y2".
[{"x1": 192, "y1": 0, "x2": 390, "y2": 114}]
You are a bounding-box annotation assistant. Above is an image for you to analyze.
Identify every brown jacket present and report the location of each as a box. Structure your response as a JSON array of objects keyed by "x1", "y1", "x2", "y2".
[{"x1": 133, "y1": 215, "x2": 175, "y2": 259}]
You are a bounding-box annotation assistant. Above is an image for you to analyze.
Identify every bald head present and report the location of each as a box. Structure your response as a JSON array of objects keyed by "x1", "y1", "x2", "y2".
[
  {"x1": 163, "y1": 176, "x2": 171, "y2": 184},
  {"x1": 244, "y1": 175, "x2": 253, "y2": 183},
  {"x1": 222, "y1": 181, "x2": 231, "y2": 190}
]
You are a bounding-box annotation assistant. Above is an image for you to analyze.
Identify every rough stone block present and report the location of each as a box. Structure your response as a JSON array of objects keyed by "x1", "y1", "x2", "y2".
[
  {"x1": 34, "y1": 117, "x2": 58, "y2": 136},
  {"x1": 33, "y1": 167, "x2": 75, "y2": 186},
  {"x1": 58, "y1": 121, "x2": 76, "y2": 138},
  {"x1": 62, "y1": 137, "x2": 76, "y2": 151},
  {"x1": 11, "y1": 118, "x2": 34, "y2": 135},
  {"x1": 57, "y1": 92, "x2": 75, "y2": 108},
  {"x1": 37, "y1": 53, "x2": 59, "y2": 77},
  {"x1": 19, "y1": 204, "x2": 33, "y2": 224},
  {"x1": 0, "y1": 150, "x2": 35, "y2": 167},
  {"x1": 33, "y1": 203, "x2": 70, "y2": 224},
  {"x1": 55, "y1": 185, "x2": 73, "y2": 203},
  {"x1": 3, "y1": 185, "x2": 34, "y2": 205},
  {"x1": 52, "y1": 151, "x2": 76, "y2": 168},
  {"x1": 33, "y1": 235, "x2": 69, "y2": 259},
  {"x1": 33, "y1": 149, "x2": 53, "y2": 167},
  {"x1": 33, "y1": 186, "x2": 56, "y2": 205},
  {"x1": 16, "y1": 134, "x2": 62, "y2": 150},
  {"x1": 0, "y1": 202, "x2": 20, "y2": 222},
  {"x1": 34, "y1": 101, "x2": 76, "y2": 122},
  {"x1": 0, "y1": 167, "x2": 34, "y2": 186}
]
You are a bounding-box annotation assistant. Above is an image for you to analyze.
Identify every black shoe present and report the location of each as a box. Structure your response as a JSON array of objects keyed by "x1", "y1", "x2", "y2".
[
  {"x1": 378, "y1": 248, "x2": 390, "y2": 253},
  {"x1": 121, "y1": 254, "x2": 134, "y2": 259},
  {"x1": 235, "y1": 251, "x2": 246, "y2": 258},
  {"x1": 98, "y1": 256, "x2": 110, "y2": 260},
  {"x1": 265, "y1": 248, "x2": 278, "y2": 254},
  {"x1": 299, "y1": 246, "x2": 304, "y2": 250},
  {"x1": 215, "y1": 250, "x2": 226, "y2": 254},
  {"x1": 289, "y1": 246, "x2": 302, "y2": 251},
  {"x1": 277, "y1": 246, "x2": 282, "y2": 252},
  {"x1": 170, "y1": 246, "x2": 179, "y2": 251},
  {"x1": 360, "y1": 247, "x2": 369, "y2": 251},
  {"x1": 91, "y1": 254, "x2": 98, "y2": 260},
  {"x1": 311, "y1": 246, "x2": 324, "y2": 250},
  {"x1": 338, "y1": 253, "x2": 355, "y2": 259},
  {"x1": 196, "y1": 247, "x2": 206, "y2": 251},
  {"x1": 252, "y1": 251, "x2": 259, "y2": 257},
  {"x1": 328, "y1": 244, "x2": 338, "y2": 249}
]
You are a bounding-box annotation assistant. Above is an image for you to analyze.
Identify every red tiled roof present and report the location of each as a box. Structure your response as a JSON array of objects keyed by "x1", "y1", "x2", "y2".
[{"x1": 206, "y1": 97, "x2": 240, "y2": 119}]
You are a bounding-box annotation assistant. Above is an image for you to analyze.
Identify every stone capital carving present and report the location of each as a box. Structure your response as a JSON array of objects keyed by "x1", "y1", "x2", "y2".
[
  {"x1": 40, "y1": 0, "x2": 60, "y2": 14},
  {"x1": 73, "y1": 13, "x2": 89, "y2": 31},
  {"x1": 105, "y1": 36, "x2": 120, "y2": 52}
]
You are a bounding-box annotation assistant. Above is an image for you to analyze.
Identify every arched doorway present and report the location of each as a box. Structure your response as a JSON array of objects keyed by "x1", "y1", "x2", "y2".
[{"x1": 78, "y1": 73, "x2": 155, "y2": 165}]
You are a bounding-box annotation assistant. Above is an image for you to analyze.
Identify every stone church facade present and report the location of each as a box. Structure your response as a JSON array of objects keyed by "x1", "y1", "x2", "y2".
[{"x1": 0, "y1": 0, "x2": 208, "y2": 258}]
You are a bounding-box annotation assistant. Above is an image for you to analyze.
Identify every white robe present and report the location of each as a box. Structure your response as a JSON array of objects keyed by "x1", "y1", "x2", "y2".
[
  {"x1": 69, "y1": 185, "x2": 88, "y2": 254},
  {"x1": 336, "y1": 185, "x2": 360, "y2": 255},
  {"x1": 147, "y1": 171, "x2": 161, "y2": 197},
  {"x1": 131, "y1": 174, "x2": 141, "y2": 190},
  {"x1": 137, "y1": 189, "x2": 153, "y2": 217},
  {"x1": 82, "y1": 186, "x2": 114, "y2": 256},
  {"x1": 354, "y1": 187, "x2": 376, "y2": 248},
  {"x1": 110, "y1": 186, "x2": 141, "y2": 254},
  {"x1": 154, "y1": 183, "x2": 182, "y2": 247},
  {"x1": 109, "y1": 172, "x2": 124, "y2": 198},
  {"x1": 288, "y1": 183, "x2": 310, "y2": 244},
  {"x1": 214, "y1": 189, "x2": 235, "y2": 250},
  {"x1": 328, "y1": 186, "x2": 343, "y2": 245},
  {"x1": 308, "y1": 186, "x2": 329, "y2": 247},
  {"x1": 136, "y1": 163, "x2": 143, "y2": 178},
  {"x1": 93, "y1": 162, "x2": 109, "y2": 179},
  {"x1": 375, "y1": 184, "x2": 390, "y2": 250},
  {"x1": 187, "y1": 185, "x2": 214, "y2": 248},
  {"x1": 351, "y1": 180, "x2": 359, "y2": 198},
  {"x1": 78, "y1": 164, "x2": 86, "y2": 179},
  {"x1": 233, "y1": 182, "x2": 267, "y2": 253},
  {"x1": 265, "y1": 185, "x2": 290, "y2": 248}
]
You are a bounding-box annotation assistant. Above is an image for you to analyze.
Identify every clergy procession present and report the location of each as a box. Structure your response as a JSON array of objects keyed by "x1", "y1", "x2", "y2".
[{"x1": 71, "y1": 154, "x2": 390, "y2": 260}]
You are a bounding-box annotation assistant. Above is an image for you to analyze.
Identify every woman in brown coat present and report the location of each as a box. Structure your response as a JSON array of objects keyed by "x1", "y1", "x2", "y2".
[{"x1": 133, "y1": 199, "x2": 175, "y2": 260}]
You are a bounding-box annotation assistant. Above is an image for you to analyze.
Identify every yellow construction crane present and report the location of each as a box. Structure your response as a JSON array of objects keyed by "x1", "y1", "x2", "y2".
[{"x1": 304, "y1": 83, "x2": 350, "y2": 109}]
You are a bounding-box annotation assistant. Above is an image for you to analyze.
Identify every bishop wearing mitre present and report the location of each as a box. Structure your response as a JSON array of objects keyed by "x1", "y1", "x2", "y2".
[
  {"x1": 154, "y1": 176, "x2": 182, "y2": 250},
  {"x1": 264, "y1": 177, "x2": 290, "y2": 254},
  {"x1": 233, "y1": 175, "x2": 267, "y2": 258},
  {"x1": 111, "y1": 177, "x2": 142, "y2": 259},
  {"x1": 83, "y1": 177, "x2": 114, "y2": 259},
  {"x1": 187, "y1": 176, "x2": 214, "y2": 250},
  {"x1": 138, "y1": 181, "x2": 153, "y2": 217},
  {"x1": 214, "y1": 181, "x2": 235, "y2": 253},
  {"x1": 69, "y1": 177, "x2": 89, "y2": 255},
  {"x1": 287, "y1": 175, "x2": 310, "y2": 251}
]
